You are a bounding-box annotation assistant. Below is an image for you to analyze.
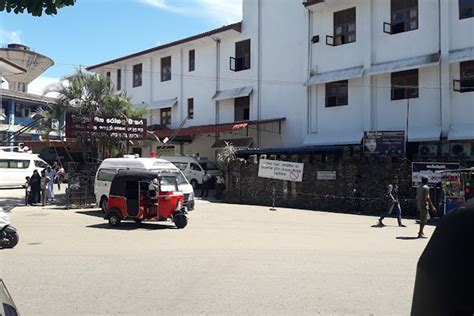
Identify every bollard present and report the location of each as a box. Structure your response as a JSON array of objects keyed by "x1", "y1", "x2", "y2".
[{"x1": 270, "y1": 186, "x2": 277, "y2": 211}]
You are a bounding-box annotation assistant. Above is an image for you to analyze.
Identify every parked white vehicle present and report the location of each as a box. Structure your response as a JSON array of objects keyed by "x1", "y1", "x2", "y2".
[
  {"x1": 0, "y1": 151, "x2": 49, "y2": 188},
  {"x1": 159, "y1": 156, "x2": 222, "y2": 189},
  {"x1": 95, "y1": 157, "x2": 195, "y2": 212}
]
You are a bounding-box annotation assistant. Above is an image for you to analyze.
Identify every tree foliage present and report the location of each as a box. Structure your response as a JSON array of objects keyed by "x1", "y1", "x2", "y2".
[
  {"x1": 0, "y1": 0, "x2": 76, "y2": 16},
  {"x1": 217, "y1": 142, "x2": 237, "y2": 184}
]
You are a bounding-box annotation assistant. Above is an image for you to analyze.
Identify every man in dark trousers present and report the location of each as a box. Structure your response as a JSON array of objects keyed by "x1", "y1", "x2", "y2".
[
  {"x1": 416, "y1": 176, "x2": 436, "y2": 238},
  {"x1": 378, "y1": 176, "x2": 406, "y2": 227}
]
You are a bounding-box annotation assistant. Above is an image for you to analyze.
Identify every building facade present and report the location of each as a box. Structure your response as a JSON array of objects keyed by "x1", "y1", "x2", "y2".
[{"x1": 87, "y1": 0, "x2": 474, "y2": 161}]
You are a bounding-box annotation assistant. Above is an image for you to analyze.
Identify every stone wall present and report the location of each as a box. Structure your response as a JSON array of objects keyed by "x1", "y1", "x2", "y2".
[{"x1": 225, "y1": 153, "x2": 469, "y2": 216}]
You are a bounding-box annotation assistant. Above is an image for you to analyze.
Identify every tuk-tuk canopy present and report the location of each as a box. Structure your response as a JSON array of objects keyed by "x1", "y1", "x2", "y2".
[{"x1": 109, "y1": 170, "x2": 159, "y2": 196}]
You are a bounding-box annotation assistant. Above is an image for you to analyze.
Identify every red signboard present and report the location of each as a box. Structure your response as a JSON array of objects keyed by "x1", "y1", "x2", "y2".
[{"x1": 66, "y1": 113, "x2": 147, "y2": 140}]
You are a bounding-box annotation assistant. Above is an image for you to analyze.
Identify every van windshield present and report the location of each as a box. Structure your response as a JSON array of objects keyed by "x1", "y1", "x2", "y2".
[
  {"x1": 151, "y1": 169, "x2": 188, "y2": 185},
  {"x1": 200, "y1": 161, "x2": 219, "y2": 170}
]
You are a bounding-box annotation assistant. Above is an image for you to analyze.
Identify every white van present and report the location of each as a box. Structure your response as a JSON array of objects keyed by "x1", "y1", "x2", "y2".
[
  {"x1": 159, "y1": 156, "x2": 222, "y2": 188},
  {"x1": 0, "y1": 151, "x2": 49, "y2": 188},
  {"x1": 95, "y1": 157, "x2": 195, "y2": 212}
]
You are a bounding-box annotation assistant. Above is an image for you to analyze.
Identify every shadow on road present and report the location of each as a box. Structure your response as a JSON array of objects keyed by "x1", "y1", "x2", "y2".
[
  {"x1": 396, "y1": 236, "x2": 421, "y2": 240},
  {"x1": 86, "y1": 222, "x2": 177, "y2": 231},
  {"x1": 76, "y1": 210, "x2": 103, "y2": 218}
]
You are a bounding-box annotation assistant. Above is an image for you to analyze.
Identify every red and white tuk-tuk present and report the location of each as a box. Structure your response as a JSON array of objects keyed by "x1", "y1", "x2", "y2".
[{"x1": 104, "y1": 170, "x2": 188, "y2": 228}]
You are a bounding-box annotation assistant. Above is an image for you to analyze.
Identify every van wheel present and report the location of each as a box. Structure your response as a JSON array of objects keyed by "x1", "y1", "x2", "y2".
[
  {"x1": 174, "y1": 215, "x2": 188, "y2": 229},
  {"x1": 190, "y1": 179, "x2": 198, "y2": 189},
  {"x1": 108, "y1": 212, "x2": 121, "y2": 227},
  {"x1": 100, "y1": 197, "x2": 108, "y2": 213}
]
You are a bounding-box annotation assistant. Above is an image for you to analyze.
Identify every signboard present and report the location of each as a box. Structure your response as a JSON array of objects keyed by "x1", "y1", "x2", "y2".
[
  {"x1": 412, "y1": 162, "x2": 460, "y2": 187},
  {"x1": 317, "y1": 171, "x2": 337, "y2": 181},
  {"x1": 364, "y1": 131, "x2": 405, "y2": 156},
  {"x1": 258, "y1": 159, "x2": 304, "y2": 182},
  {"x1": 66, "y1": 113, "x2": 147, "y2": 140}
]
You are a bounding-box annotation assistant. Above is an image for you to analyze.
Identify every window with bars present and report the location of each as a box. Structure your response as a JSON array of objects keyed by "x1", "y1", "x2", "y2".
[
  {"x1": 133, "y1": 64, "x2": 142, "y2": 87},
  {"x1": 333, "y1": 7, "x2": 356, "y2": 46},
  {"x1": 188, "y1": 98, "x2": 194, "y2": 119},
  {"x1": 231, "y1": 39, "x2": 251, "y2": 72},
  {"x1": 325, "y1": 80, "x2": 348, "y2": 107},
  {"x1": 459, "y1": 0, "x2": 474, "y2": 19},
  {"x1": 390, "y1": 0, "x2": 418, "y2": 34},
  {"x1": 391, "y1": 69, "x2": 419, "y2": 100},
  {"x1": 460, "y1": 61, "x2": 474, "y2": 92},
  {"x1": 161, "y1": 56, "x2": 172, "y2": 82},
  {"x1": 117, "y1": 69, "x2": 122, "y2": 91},
  {"x1": 160, "y1": 107, "x2": 172, "y2": 125},
  {"x1": 189, "y1": 50, "x2": 195, "y2": 72}
]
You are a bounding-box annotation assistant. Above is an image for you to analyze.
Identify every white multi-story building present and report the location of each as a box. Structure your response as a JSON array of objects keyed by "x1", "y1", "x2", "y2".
[{"x1": 87, "y1": 0, "x2": 474, "y2": 160}]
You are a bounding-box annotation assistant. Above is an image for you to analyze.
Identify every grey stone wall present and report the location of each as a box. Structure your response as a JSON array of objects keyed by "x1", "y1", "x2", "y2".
[{"x1": 225, "y1": 153, "x2": 468, "y2": 216}]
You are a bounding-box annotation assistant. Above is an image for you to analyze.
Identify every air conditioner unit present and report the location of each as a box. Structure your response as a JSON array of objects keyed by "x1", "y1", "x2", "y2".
[
  {"x1": 259, "y1": 154, "x2": 267, "y2": 160},
  {"x1": 269, "y1": 155, "x2": 277, "y2": 160},
  {"x1": 418, "y1": 144, "x2": 438, "y2": 158},
  {"x1": 450, "y1": 143, "x2": 472, "y2": 157},
  {"x1": 249, "y1": 155, "x2": 258, "y2": 164}
]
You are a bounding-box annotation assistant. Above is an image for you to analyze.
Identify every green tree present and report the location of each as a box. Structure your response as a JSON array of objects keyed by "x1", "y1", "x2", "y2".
[{"x1": 0, "y1": 0, "x2": 76, "y2": 16}]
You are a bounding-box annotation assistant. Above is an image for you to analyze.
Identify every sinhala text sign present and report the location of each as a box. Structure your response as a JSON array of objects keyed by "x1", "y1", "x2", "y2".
[
  {"x1": 66, "y1": 113, "x2": 147, "y2": 140},
  {"x1": 412, "y1": 162, "x2": 460, "y2": 187},
  {"x1": 364, "y1": 131, "x2": 405, "y2": 156},
  {"x1": 258, "y1": 159, "x2": 304, "y2": 182}
]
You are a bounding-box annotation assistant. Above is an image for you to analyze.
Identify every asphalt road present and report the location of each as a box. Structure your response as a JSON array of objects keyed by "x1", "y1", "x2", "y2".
[{"x1": 0, "y1": 188, "x2": 434, "y2": 315}]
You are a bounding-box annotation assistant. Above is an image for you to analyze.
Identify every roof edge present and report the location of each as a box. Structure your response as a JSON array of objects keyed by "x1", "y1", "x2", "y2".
[{"x1": 86, "y1": 21, "x2": 242, "y2": 71}]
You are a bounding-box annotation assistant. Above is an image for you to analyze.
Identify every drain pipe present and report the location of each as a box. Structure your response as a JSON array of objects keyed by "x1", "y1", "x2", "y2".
[
  {"x1": 257, "y1": 0, "x2": 263, "y2": 146},
  {"x1": 306, "y1": 8, "x2": 314, "y2": 134},
  {"x1": 211, "y1": 37, "x2": 221, "y2": 136}
]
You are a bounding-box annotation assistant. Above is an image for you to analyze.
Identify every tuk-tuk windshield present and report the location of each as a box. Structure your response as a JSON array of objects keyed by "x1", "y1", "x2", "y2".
[
  {"x1": 153, "y1": 169, "x2": 188, "y2": 185},
  {"x1": 160, "y1": 176, "x2": 179, "y2": 192}
]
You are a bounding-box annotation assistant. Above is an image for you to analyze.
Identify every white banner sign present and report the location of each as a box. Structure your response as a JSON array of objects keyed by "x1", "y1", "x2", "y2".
[
  {"x1": 258, "y1": 159, "x2": 304, "y2": 182},
  {"x1": 317, "y1": 171, "x2": 337, "y2": 181}
]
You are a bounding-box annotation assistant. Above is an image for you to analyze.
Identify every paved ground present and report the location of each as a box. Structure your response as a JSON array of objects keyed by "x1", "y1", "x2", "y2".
[{"x1": 0, "y1": 188, "x2": 434, "y2": 315}]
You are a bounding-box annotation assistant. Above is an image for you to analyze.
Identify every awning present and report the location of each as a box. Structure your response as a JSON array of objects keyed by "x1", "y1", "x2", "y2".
[
  {"x1": 448, "y1": 124, "x2": 474, "y2": 141},
  {"x1": 408, "y1": 126, "x2": 441, "y2": 142},
  {"x1": 212, "y1": 86, "x2": 253, "y2": 101},
  {"x1": 305, "y1": 66, "x2": 364, "y2": 86},
  {"x1": 449, "y1": 47, "x2": 474, "y2": 63},
  {"x1": 212, "y1": 137, "x2": 254, "y2": 149},
  {"x1": 366, "y1": 53, "x2": 441, "y2": 76},
  {"x1": 303, "y1": 130, "x2": 363, "y2": 146},
  {"x1": 237, "y1": 145, "x2": 343, "y2": 157},
  {"x1": 149, "y1": 97, "x2": 178, "y2": 110},
  {"x1": 154, "y1": 117, "x2": 285, "y2": 138}
]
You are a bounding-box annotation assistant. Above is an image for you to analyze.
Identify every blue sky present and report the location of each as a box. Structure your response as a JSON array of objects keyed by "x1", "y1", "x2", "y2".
[{"x1": 0, "y1": 0, "x2": 242, "y2": 94}]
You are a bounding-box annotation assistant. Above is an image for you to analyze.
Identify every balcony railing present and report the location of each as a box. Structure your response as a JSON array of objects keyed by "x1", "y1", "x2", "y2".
[
  {"x1": 453, "y1": 79, "x2": 474, "y2": 93},
  {"x1": 229, "y1": 56, "x2": 251, "y2": 72}
]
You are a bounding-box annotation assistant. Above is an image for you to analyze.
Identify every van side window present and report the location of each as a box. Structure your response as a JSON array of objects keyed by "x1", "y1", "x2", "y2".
[
  {"x1": 0, "y1": 159, "x2": 30, "y2": 169},
  {"x1": 97, "y1": 169, "x2": 116, "y2": 182},
  {"x1": 190, "y1": 163, "x2": 201, "y2": 171},
  {"x1": 172, "y1": 162, "x2": 188, "y2": 171},
  {"x1": 34, "y1": 160, "x2": 48, "y2": 169}
]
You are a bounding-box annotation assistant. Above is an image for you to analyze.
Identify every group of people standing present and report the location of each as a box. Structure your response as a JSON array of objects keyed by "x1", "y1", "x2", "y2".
[{"x1": 25, "y1": 162, "x2": 65, "y2": 207}]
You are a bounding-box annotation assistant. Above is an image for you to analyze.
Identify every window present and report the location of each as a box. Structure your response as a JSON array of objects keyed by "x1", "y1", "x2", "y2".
[
  {"x1": 391, "y1": 69, "x2": 419, "y2": 100},
  {"x1": 459, "y1": 0, "x2": 474, "y2": 19},
  {"x1": 391, "y1": 0, "x2": 418, "y2": 34},
  {"x1": 172, "y1": 162, "x2": 188, "y2": 171},
  {"x1": 190, "y1": 163, "x2": 202, "y2": 171},
  {"x1": 187, "y1": 98, "x2": 194, "y2": 119},
  {"x1": 97, "y1": 169, "x2": 116, "y2": 182},
  {"x1": 106, "y1": 71, "x2": 110, "y2": 79},
  {"x1": 235, "y1": 96, "x2": 250, "y2": 121},
  {"x1": 117, "y1": 69, "x2": 122, "y2": 91},
  {"x1": 200, "y1": 161, "x2": 219, "y2": 171},
  {"x1": 325, "y1": 80, "x2": 348, "y2": 107},
  {"x1": 0, "y1": 159, "x2": 30, "y2": 169},
  {"x1": 232, "y1": 39, "x2": 251, "y2": 72},
  {"x1": 333, "y1": 7, "x2": 356, "y2": 46},
  {"x1": 34, "y1": 160, "x2": 48, "y2": 169},
  {"x1": 460, "y1": 61, "x2": 474, "y2": 92},
  {"x1": 161, "y1": 56, "x2": 172, "y2": 82},
  {"x1": 133, "y1": 64, "x2": 142, "y2": 87},
  {"x1": 189, "y1": 49, "x2": 195, "y2": 72},
  {"x1": 160, "y1": 107, "x2": 171, "y2": 125}
]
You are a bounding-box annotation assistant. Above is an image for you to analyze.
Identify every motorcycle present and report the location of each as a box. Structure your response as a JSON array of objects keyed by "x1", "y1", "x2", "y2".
[{"x1": 0, "y1": 207, "x2": 19, "y2": 249}]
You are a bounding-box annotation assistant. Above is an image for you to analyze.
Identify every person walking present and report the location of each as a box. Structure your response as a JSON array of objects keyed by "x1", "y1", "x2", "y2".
[
  {"x1": 378, "y1": 176, "x2": 406, "y2": 227},
  {"x1": 24, "y1": 176, "x2": 31, "y2": 206},
  {"x1": 200, "y1": 172, "x2": 211, "y2": 198},
  {"x1": 29, "y1": 170, "x2": 41, "y2": 205},
  {"x1": 416, "y1": 176, "x2": 436, "y2": 238},
  {"x1": 40, "y1": 170, "x2": 50, "y2": 206},
  {"x1": 215, "y1": 175, "x2": 225, "y2": 200},
  {"x1": 45, "y1": 166, "x2": 56, "y2": 202}
]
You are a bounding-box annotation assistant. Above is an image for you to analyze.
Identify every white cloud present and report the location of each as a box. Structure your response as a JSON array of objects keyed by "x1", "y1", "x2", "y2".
[
  {"x1": 139, "y1": 0, "x2": 242, "y2": 24},
  {"x1": 27, "y1": 76, "x2": 62, "y2": 98},
  {"x1": 0, "y1": 28, "x2": 22, "y2": 45}
]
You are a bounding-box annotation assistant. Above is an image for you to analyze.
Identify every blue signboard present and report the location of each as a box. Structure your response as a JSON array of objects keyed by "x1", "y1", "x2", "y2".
[
  {"x1": 412, "y1": 162, "x2": 460, "y2": 187},
  {"x1": 364, "y1": 131, "x2": 405, "y2": 156}
]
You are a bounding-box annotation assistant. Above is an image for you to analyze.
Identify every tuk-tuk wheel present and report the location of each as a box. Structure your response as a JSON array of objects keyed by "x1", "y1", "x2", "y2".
[
  {"x1": 134, "y1": 219, "x2": 143, "y2": 224},
  {"x1": 174, "y1": 215, "x2": 188, "y2": 229},
  {"x1": 108, "y1": 212, "x2": 122, "y2": 227}
]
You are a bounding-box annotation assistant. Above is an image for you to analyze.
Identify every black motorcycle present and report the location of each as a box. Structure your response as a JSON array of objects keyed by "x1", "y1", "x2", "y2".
[{"x1": 0, "y1": 207, "x2": 19, "y2": 249}]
